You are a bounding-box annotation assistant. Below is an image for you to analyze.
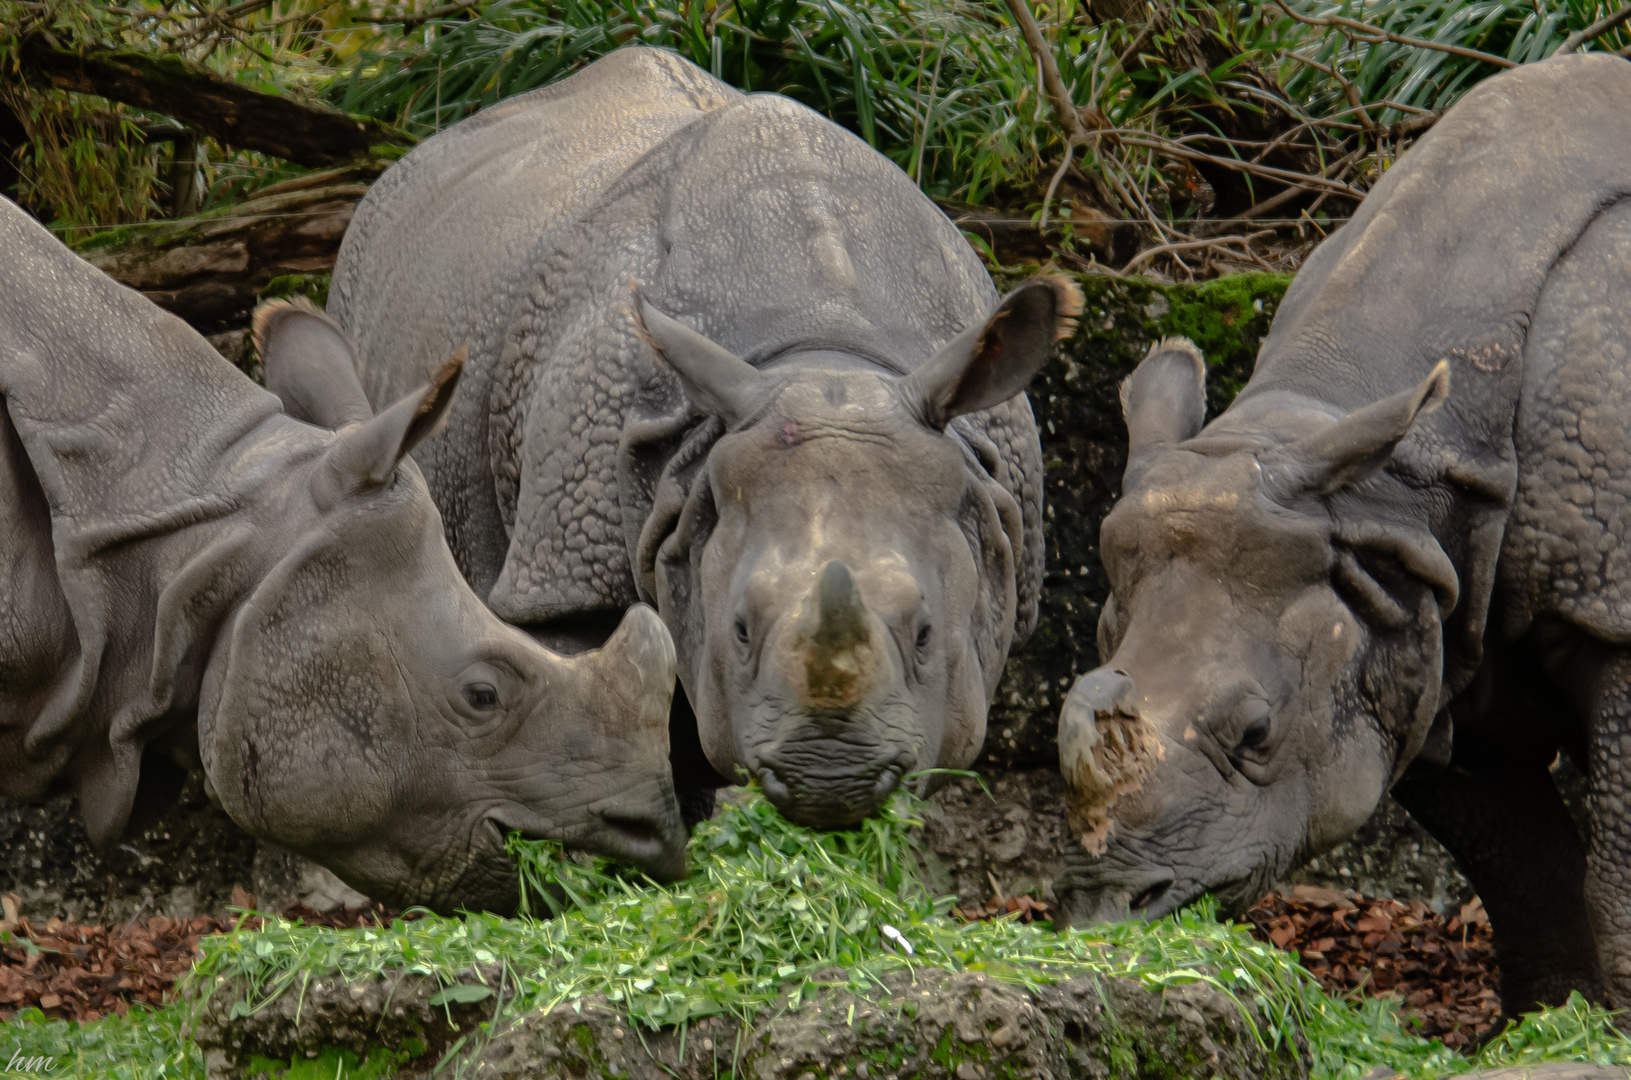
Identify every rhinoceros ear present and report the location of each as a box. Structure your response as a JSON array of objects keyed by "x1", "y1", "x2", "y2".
[
  {"x1": 1121, "y1": 337, "x2": 1207, "y2": 471},
  {"x1": 1262, "y1": 360, "x2": 1450, "y2": 499},
  {"x1": 314, "y1": 349, "x2": 464, "y2": 506},
  {"x1": 253, "y1": 298, "x2": 374, "y2": 430},
  {"x1": 635, "y1": 296, "x2": 771, "y2": 424},
  {"x1": 906, "y1": 275, "x2": 1082, "y2": 429}
]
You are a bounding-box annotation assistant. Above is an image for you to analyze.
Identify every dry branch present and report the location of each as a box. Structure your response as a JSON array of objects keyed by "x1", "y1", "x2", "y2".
[
  {"x1": 1560, "y1": 4, "x2": 1631, "y2": 52},
  {"x1": 14, "y1": 34, "x2": 413, "y2": 167},
  {"x1": 79, "y1": 164, "x2": 381, "y2": 327}
]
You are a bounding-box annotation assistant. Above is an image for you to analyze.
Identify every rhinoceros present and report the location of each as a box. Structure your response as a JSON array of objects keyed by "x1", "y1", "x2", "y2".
[
  {"x1": 0, "y1": 195, "x2": 686, "y2": 914},
  {"x1": 1053, "y1": 52, "x2": 1631, "y2": 1015},
  {"x1": 328, "y1": 47, "x2": 1079, "y2": 827}
]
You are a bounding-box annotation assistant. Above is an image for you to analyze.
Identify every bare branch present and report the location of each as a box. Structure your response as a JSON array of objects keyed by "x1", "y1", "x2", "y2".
[
  {"x1": 1120, "y1": 230, "x2": 1277, "y2": 273},
  {"x1": 354, "y1": 0, "x2": 479, "y2": 27},
  {"x1": 1001, "y1": 0, "x2": 1090, "y2": 144},
  {"x1": 1560, "y1": 4, "x2": 1631, "y2": 52}
]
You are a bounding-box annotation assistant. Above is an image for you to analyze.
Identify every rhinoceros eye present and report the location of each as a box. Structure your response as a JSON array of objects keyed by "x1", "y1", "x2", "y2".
[
  {"x1": 463, "y1": 683, "x2": 501, "y2": 711},
  {"x1": 734, "y1": 617, "x2": 750, "y2": 646},
  {"x1": 915, "y1": 623, "x2": 933, "y2": 650}
]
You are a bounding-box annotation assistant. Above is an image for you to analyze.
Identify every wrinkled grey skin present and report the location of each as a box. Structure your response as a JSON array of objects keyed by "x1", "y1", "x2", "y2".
[
  {"x1": 329, "y1": 48, "x2": 1074, "y2": 827},
  {"x1": 0, "y1": 197, "x2": 685, "y2": 915},
  {"x1": 1055, "y1": 54, "x2": 1631, "y2": 1017}
]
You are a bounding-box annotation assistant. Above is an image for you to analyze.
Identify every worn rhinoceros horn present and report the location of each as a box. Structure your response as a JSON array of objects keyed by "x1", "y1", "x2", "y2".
[
  {"x1": 1058, "y1": 667, "x2": 1165, "y2": 857},
  {"x1": 1260, "y1": 360, "x2": 1450, "y2": 500},
  {"x1": 792, "y1": 560, "x2": 880, "y2": 709}
]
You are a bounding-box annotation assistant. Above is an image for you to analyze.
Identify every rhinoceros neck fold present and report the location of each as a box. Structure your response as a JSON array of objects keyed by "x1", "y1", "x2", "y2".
[{"x1": 0, "y1": 196, "x2": 289, "y2": 847}]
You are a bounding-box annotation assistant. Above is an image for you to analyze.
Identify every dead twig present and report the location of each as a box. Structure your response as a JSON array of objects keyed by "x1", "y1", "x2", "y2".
[
  {"x1": 1560, "y1": 4, "x2": 1631, "y2": 52},
  {"x1": 1116, "y1": 134, "x2": 1364, "y2": 196},
  {"x1": 355, "y1": 0, "x2": 479, "y2": 26},
  {"x1": 1120, "y1": 229, "x2": 1277, "y2": 274},
  {"x1": 1272, "y1": 0, "x2": 1516, "y2": 68},
  {"x1": 1002, "y1": 0, "x2": 1090, "y2": 144}
]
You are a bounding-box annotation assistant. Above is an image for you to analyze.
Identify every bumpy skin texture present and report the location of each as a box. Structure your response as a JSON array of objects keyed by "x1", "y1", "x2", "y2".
[
  {"x1": 1053, "y1": 53, "x2": 1631, "y2": 1017},
  {"x1": 0, "y1": 196, "x2": 685, "y2": 914},
  {"x1": 330, "y1": 48, "x2": 1053, "y2": 827}
]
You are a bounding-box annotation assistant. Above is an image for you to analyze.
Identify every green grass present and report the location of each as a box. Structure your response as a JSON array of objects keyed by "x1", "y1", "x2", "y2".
[{"x1": 8, "y1": 789, "x2": 1631, "y2": 1078}]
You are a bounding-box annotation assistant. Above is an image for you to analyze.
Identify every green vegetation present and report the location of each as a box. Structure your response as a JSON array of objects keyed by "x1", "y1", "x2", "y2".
[
  {"x1": 9, "y1": 789, "x2": 1631, "y2": 1078},
  {"x1": 5, "y1": 0, "x2": 1629, "y2": 271}
]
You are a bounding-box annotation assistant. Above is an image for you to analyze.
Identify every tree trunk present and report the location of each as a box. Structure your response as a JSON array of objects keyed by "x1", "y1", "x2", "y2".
[{"x1": 15, "y1": 35, "x2": 413, "y2": 168}]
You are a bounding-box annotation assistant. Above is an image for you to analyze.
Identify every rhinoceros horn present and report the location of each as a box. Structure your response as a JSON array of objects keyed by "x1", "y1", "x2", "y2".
[
  {"x1": 1260, "y1": 360, "x2": 1450, "y2": 500},
  {"x1": 793, "y1": 560, "x2": 879, "y2": 709}
]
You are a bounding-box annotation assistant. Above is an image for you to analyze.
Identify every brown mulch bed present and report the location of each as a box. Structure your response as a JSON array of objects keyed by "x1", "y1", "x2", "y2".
[
  {"x1": 1242, "y1": 884, "x2": 1500, "y2": 1047},
  {"x1": 0, "y1": 889, "x2": 406, "y2": 1023}
]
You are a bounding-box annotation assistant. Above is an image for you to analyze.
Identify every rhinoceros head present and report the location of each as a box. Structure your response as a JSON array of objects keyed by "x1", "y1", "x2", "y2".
[
  {"x1": 1055, "y1": 341, "x2": 1454, "y2": 923},
  {"x1": 635, "y1": 278, "x2": 1077, "y2": 827},
  {"x1": 200, "y1": 302, "x2": 686, "y2": 912}
]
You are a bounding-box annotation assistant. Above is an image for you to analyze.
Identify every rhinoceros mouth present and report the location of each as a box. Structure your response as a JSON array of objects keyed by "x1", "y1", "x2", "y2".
[
  {"x1": 755, "y1": 756, "x2": 907, "y2": 828},
  {"x1": 486, "y1": 810, "x2": 688, "y2": 884}
]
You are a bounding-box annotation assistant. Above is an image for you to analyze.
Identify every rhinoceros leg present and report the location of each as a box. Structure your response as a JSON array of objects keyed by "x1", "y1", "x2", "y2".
[
  {"x1": 1391, "y1": 647, "x2": 1603, "y2": 1018},
  {"x1": 1577, "y1": 650, "x2": 1631, "y2": 1009},
  {"x1": 1394, "y1": 750, "x2": 1602, "y2": 1017}
]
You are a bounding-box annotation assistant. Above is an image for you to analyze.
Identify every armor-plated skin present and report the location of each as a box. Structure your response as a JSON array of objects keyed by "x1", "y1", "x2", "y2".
[
  {"x1": 330, "y1": 48, "x2": 1076, "y2": 827},
  {"x1": 1054, "y1": 54, "x2": 1631, "y2": 1019},
  {"x1": 0, "y1": 197, "x2": 685, "y2": 914}
]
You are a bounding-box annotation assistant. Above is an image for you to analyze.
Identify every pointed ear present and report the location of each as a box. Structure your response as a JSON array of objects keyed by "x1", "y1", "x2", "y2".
[
  {"x1": 905, "y1": 274, "x2": 1082, "y2": 429},
  {"x1": 253, "y1": 298, "x2": 374, "y2": 429},
  {"x1": 1121, "y1": 337, "x2": 1207, "y2": 472},
  {"x1": 1262, "y1": 360, "x2": 1450, "y2": 499},
  {"x1": 635, "y1": 294, "x2": 771, "y2": 424},
  {"x1": 314, "y1": 350, "x2": 464, "y2": 507}
]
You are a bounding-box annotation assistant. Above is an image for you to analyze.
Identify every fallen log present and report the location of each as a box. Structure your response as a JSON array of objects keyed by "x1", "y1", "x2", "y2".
[
  {"x1": 77, "y1": 164, "x2": 381, "y2": 331},
  {"x1": 14, "y1": 34, "x2": 413, "y2": 168}
]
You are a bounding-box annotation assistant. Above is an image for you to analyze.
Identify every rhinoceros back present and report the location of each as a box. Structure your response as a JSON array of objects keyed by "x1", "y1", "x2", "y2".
[
  {"x1": 1231, "y1": 53, "x2": 1631, "y2": 689},
  {"x1": 330, "y1": 50, "x2": 742, "y2": 594},
  {"x1": 334, "y1": 48, "x2": 1043, "y2": 639}
]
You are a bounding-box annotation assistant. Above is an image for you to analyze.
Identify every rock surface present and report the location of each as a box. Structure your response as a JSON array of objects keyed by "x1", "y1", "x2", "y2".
[{"x1": 190, "y1": 965, "x2": 1310, "y2": 1080}]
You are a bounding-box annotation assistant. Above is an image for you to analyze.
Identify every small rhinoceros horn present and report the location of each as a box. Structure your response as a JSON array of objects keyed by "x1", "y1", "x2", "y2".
[{"x1": 795, "y1": 561, "x2": 879, "y2": 709}]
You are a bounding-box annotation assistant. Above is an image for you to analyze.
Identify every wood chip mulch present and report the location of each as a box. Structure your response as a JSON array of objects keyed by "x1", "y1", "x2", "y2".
[
  {"x1": 951, "y1": 892, "x2": 1056, "y2": 924},
  {"x1": 0, "y1": 889, "x2": 406, "y2": 1024},
  {"x1": 1242, "y1": 884, "x2": 1500, "y2": 1047}
]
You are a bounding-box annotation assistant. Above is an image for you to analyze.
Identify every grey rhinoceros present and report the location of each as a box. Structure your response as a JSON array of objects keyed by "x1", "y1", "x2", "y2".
[
  {"x1": 1053, "y1": 52, "x2": 1631, "y2": 1016},
  {"x1": 328, "y1": 47, "x2": 1079, "y2": 827},
  {"x1": 0, "y1": 195, "x2": 686, "y2": 914}
]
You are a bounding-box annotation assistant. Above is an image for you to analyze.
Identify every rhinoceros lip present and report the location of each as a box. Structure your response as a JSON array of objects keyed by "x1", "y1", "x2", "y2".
[{"x1": 486, "y1": 813, "x2": 680, "y2": 879}]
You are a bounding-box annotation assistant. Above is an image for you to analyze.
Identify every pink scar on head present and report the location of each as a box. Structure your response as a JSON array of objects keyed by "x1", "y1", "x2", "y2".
[{"x1": 781, "y1": 420, "x2": 800, "y2": 447}]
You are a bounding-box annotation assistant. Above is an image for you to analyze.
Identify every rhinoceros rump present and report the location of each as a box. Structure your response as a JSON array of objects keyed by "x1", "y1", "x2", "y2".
[
  {"x1": 1054, "y1": 53, "x2": 1631, "y2": 1017},
  {"x1": 0, "y1": 197, "x2": 686, "y2": 913},
  {"x1": 329, "y1": 48, "x2": 1078, "y2": 827}
]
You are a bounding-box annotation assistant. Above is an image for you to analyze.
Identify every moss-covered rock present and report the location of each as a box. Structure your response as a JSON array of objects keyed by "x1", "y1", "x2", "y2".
[{"x1": 191, "y1": 967, "x2": 1311, "y2": 1080}]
